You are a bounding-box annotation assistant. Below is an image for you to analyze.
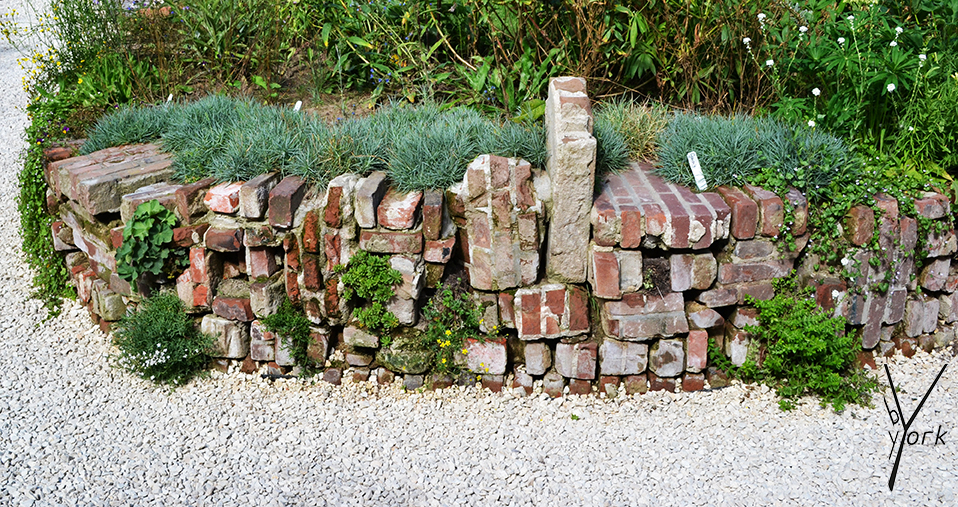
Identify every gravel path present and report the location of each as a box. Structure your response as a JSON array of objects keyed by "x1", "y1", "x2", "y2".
[{"x1": 1, "y1": 6, "x2": 957, "y2": 506}]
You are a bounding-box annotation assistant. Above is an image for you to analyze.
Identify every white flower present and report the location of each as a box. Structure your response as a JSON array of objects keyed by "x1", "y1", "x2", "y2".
[
  {"x1": 887, "y1": 83, "x2": 896, "y2": 92},
  {"x1": 838, "y1": 37, "x2": 846, "y2": 45},
  {"x1": 908, "y1": 126, "x2": 915, "y2": 131},
  {"x1": 812, "y1": 87, "x2": 821, "y2": 96},
  {"x1": 799, "y1": 26, "x2": 808, "y2": 33},
  {"x1": 831, "y1": 290, "x2": 840, "y2": 300},
  {"x1": 743, "y1": 37, "x2": 751, "y2": 45},
  {"x1": 919, "y1": 54, "x2": 927, "y2": 61},
  {"x1": 895, "y1": 26, "x2": 904, "y2": 34},
  {"x1": 808, "y1": 120, "x2": 816, "y2": 127},
  {"x1": 847, "y1": 15, "x2": 855, "y2": 21},
  {"x1": 841, "y1": 257, "x2": 850, "y2": 266},
  {"x1": 890, "y1": 41, "x2": 898, "y2": 47},
  {"x1": 758, "y1": 13, "x2": 766, "y2": 21},
  {"x1": 766, "y1": 59, "x2": 774, "y2": 67}
]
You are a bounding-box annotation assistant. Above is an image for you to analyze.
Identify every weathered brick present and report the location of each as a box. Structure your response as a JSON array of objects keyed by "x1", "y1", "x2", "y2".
[
  {"x1": 648, "y1": 372, "x2": 676, "y2": 392},
  {"x1": 284, "y1": 234, "x2": 301, "y2": 272},
  {"x1": 744, "y1": 185, "x2": 784, "y2": 237},
  {"x1": 914, "y1": 192, "x2": 949, "y2": 219},
  {"x1": 724, "y1": 324, "x2": 750, "y2": 367},
  {"x1": 686, "y1": 330, "x2": 708, "y2": 373},
  {"x1": 201, "y1": 314, "x2": 250, "y2": 359},
  {"x1": 717, "y1": 186, "x2": 758, "y2": 240},
  {"x1": 591, "y1": 197, "x2": 619, "y2": 247},
  {"x1": 591, "y1": 244, "x2": 621, "y2": 299},
  {"x1": 940, "y1": 292, "x2": 958, "y2": 323},
  {"x1": 302, "y1": 210, "x2": 321, "y2": 253},
  {"x1": 499, "y1": 293, "x2": 516, "y2": 329},
  {"x1": 649, "y1": 339, "x2": 684, "y2": 377},
  {"x1": 682, "y1": 372, "x2": 706, "y2": 392},
  {"x1": 344, "y1": 325, "x2": 379, "y2": 349},
  {"x1": 285, "y1": 270, "x2": 301, "y2": 304},
  {"x1": 423, "y1": 237, "x2": 456, "y2": 264},
  {"x1": 717, "y1": 259, "x2": 792, "y2": 284},
  {"x1": 615, "y1": 249, "x2": 643, "y2": 294},
  {"x1": 686, "y1": 302, "x2": 724, "y2": 330},
  {"x1": 466, "y1": 337, "x2": 507, "y2": 375},
  {"x1": 243, "y1": 226, "x2": 277, "y2": 248},
  {"x1": 900, "y1": 216, "x2": 918, "y2": 252},
  {"x1": 359, "y1": 229, "x2": 423, "y2": 254},
  {"x1": 378, "y1": 187, "x2": 423, "y2": 230},
  {"x1": 814, "y1": 278, "x2": 847, "y2": 312},
  {"x1": 555, "y1": 341, "x2": 597, "y2": 380},
  {"x1": 784, "y1": 188, "x2": 808, "y2": 236},
  {"x1": 389, "y1": 254, "x2": 425, "y2": 300},
  {"x1": 212, "y1": 297, "x2": 254, "y2": 322},
  {"x1": 524, "y1": 341, "x2": 551, "y2": 375},
  {"x1": 246, "y1": 247, "x2": 279, "y2": 279},
  {"x1": 193, "y1": 284, "x2": 213, "y2": 308},
  {"x1": 204, "y1": 228, "x2": 243, "y2": 252},
  {"x1": 355, "y1": 171, "x2": 388, "y2": 228},
  {"x1": 598, "y1": 339, "x2": 647, "y2": 375},
  {"x1": 173, "y1": 223, "x2": 209, "y2": 248},
  {"x1": 120, "y1": 182, "x2": 181, "y2": 223},
  {"x1": 250, "y1": 275, "x2": 285, "y2": 319},
  {"x1": 925, "y1": 228, "x2": 957, "y2": 258},
  {"x1": 670, "y1": 254, "x2": 693, "y2": 293},
  {"x1": 421, "y1": 190, "x2": 444, "y2": 241},
  {"x1": 267, "y1": 176, "x2": 305, "y2": 229},
  {"x1": 884, "y1": 288, "x2": 908, "y2": 324},
  {"x1": 301, "y1": 253, "x2": 323, "y2": 292},
  {"x1": 844, "y1": 205, "x2": 875, "y2": 246},
  {"x1": 307, "y1": 328, "x2": 330, "y2": 363},
  {"x1": 323, "y1": 232, "x2": 341, "y2": 273},
  {"x1": 174, "y1": 177, "x2": 215, "y2": 224},
  {"x1": 921, "y1": 258, "x2": 950, "y2": 292},
  {"x1": 204, "y1": 181, "x2": 243, "y2": 214},
  {"x1": 239, "y1": 172, "x2": 279, "y2": 219}
]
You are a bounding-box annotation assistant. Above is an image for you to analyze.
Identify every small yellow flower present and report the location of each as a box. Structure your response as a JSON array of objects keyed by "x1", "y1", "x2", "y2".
[
  {"x1": 444, "y1": 329, "x2": 451, "y2": 336},
  {"x1": 77, "y1": 78, "x2": 82, "y2": 84},
  {"x1": 461, "y1": 348, "x2": 468, "y2": 354},
  {"x1": 441, "y1": 358, "x2": 446, "y2": 363}
]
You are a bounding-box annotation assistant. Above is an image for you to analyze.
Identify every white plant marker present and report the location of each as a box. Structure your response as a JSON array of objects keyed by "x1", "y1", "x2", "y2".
[
  {"x1": 166, "y1": 94, "x2": 173, "y2": 103},
  {"x1": 687, "y1": 151, "x2": 708, "y2": 191},
  {"x1": 293, "y1": 101, "x2": 303, "y2": 112}
]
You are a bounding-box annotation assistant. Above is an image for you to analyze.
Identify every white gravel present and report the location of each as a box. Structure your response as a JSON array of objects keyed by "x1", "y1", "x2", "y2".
[{"x1": 1, "y1": 4, "x2": 957, "y2": 505}]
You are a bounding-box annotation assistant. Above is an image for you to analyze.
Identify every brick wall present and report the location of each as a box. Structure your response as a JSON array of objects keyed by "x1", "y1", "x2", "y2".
[{"x1": 45, "y1": 78, "x2": 958, "y2": 395}]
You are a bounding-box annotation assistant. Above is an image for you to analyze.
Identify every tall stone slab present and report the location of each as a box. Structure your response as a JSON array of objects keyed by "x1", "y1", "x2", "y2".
[{"x1": 544, "y1": 76, "x2": 596, "y2": 283}]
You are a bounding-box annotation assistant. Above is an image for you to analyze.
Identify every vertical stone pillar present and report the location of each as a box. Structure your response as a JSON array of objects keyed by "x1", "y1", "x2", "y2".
[{"x1": 544, "y1": 77, "x2": 596, "y2": 283}]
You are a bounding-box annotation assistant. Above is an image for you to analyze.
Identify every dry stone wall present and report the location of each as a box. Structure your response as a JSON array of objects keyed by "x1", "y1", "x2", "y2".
[{"x1": 44, "y1": 77, "x2": 958, "y2": 395}]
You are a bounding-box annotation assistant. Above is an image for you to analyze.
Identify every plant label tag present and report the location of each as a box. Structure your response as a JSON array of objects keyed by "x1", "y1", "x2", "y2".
[
  {"x1": 167, "y1": 94, "x2": 173, "y2": 103},
  {"x1": 687, "y1": 151, "x2": 707, "y2": 191},
  {"x1": 293, "y1": 101, "x2": 303, "y2": 112}
]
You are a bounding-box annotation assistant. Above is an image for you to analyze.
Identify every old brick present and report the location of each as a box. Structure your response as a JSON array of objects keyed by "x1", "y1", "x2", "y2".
[
  {"x1": 246, "y1": 247, "x2": 279, "y2": 279},
  {"x1": 623, "y1": 374, "x2": 648, "y2": 395},
  {"x1": 716, "y1": 186, "x2": 758, "y2": 240},
  {"x1": 724, "y1": 324, "x2": 750, "y2": 367},
  {"x1": 286, "y1": 270, "x2": 301, "y2": 304},
  {"x1": 204, "y1": 181, "x2": 243, "y2": 214},
  {"x1": 302, "y1": 210, "x2": 321, "y2": 253},
  {"x1": 649, "y1": 339, "x2": 684, "y2": 378},
  {"x1": 239, "y1": 172, "x2": 280, "y2": 219},
  {"x1": 682, "y1": 372, "x2": 706, "y2": 392},
  {"x1": 421, "y1": 190, "x2": 444, "y2": 241},
  {"x1": 389, "y1": 254, "x2": 425, "y2": 300},
  {"x1": 201, "y1": 314, "x2": 250, "y2": 359},
  {"x1": 284, "y1": 234, "x2": 301, "y2": 272},
  {"x1": 555, "y1": 341, "x2": 597, "y2": 380},
  {"x1": 845, "y1": 205, "x2": 875, "y2": 246},
  {"x1": 307, "y1": 329, "x2": 330, "y2": 363},
  {"x1": 697, "y1": 287, "x2": 738, "y2": 308},
  {"x1": 744, "y1": 185, "x2": 784, "y2": 237},
  {"x1": 598, "y1": 339, "x2": 647, "y2": 375},
  {"x1": 423, "y1": 237, "x2": 456, "y2": 264},
  {"x1": 250, "y1": 275, "x2": 285, "y2": 319},
  {"x1": 174, "y1": 177, "x2": 215, "y2": 224},
  {"x1": 591, "y1": 199, "x2": 619, "y2": 247},
  {"x1": 670, "y1": 254, "x2": 693, "y2": 292},
  {"x1": 686, "y1": 330, "x2": 708, "y2": 373},
  {"x1": 686, "y1": 302, "x2": 724, "y2": 330},
  {"x1": 925, "y1": 228, "x2": 958, "y2": 258},
  {"x1": 591, "y1": 245, "x2": 621, "y2": 299},
  {"x1": 717, "y1": 259, "x2": 792, "y2": 284},
  {"x1": 212, "y1": 297, "x2": 254, "y2": 322},
  {"x1": 785, "y1": 188, "x2": 808, "y2": 236},
  {"x1": 324, "y1": 368, "x2": 343, "y2": 385},
  {"x1": 268, "y1": 176, "x2": 305, "y2": 229},
  {"x1": 466, "y1": 337, "x2": 507, "y2": 375},
  {"x1": 814, "y1": 278, "x2": 847, "y2": 312},
  {"x1": 914, "y1": 192, "x2": 949, "y2": 219},
  {"x1": 301, "y1": 254, "x2": 323, "y2": 292},
  {"x1": 355, "y1": 171, "x2": 388, "y2": 228},
  {"x1": 566, "y1": 379, "x2": 591, "y2": 396},
  {"x1": 378, "y1": 187, "x2": 423, "y2": 230},
  {"x1": 920, "y1": 258, "x2": 950, "y2": 292},
  {"x1": 648, "y1": 372, "x2": 676, "y2": 392},
  {"x1": 359, "y1": 229, "x2": 423, "y2": 254},
  {"x1": 498, "y1": 292, "x2": 516, "y2": 329},
  {"x1": 205, "y1": 228, "x2": 243, "y2": 252},
  {"x1": 730, "y1": 307, "x2": 760, "y2": 329},
  {"x1": 524, "y1": 341, "x2": 552, "y2": 375},
  {"x1": 616, "y1": 249, "x2": 643, "y2": 294},
  {"x1": 172, "y1": 223, "x2": 209, "y2": 248}
]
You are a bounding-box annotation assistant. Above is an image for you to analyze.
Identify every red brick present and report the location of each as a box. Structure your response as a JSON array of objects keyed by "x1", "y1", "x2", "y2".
[
  {"x1": 284, "y1": 234, "x2": 301, "y2": 272},
  {"x1": 481, "y1": 375, "x2": 505, "y2": 393},
  {"x1": 43, "y1": 146, "x2": 74, "y2": 163},
  {"x1": 520, "y1": 292, "x2": 541, "y2": 338},
  {"x1": 567, "y1": 379, "x2": 592, "y2": 396},
  {"x1": 173, "y1": 223, "x2": 209, "y2": 248},
  {"x1": 717, "y1": 259, "x2": 793, "y2": 284},
  {"x1": 555, "y1": 340, "x2": 597, "y2": 380},
  {"x1": 239, "y1": 172, "x2": 279, "y2": 219},
  {"x1": 268, "y1": 176, "x2": 306, "y2": 229},
  {"x1": 591, "y1": 197, "x2": 618, "y2": 247},
  {"x1": 242, "y1": 225, "x2": 276, "y2": 248},
  {"x1": 517, "y1": 212, "x2": 538, "y2": 251},
  {"x1": 648, "y1": 372, "x2": 675, "y2": 392},
  {"x1": 205, "y1": 228, "x2": 243, "y2": 252},
  {"x1": 736, "y1": 281, "x2": 775, "y2": 304},
  {"x1": 686, "y1": 330, "x2": 708, "y2": 372},
  {"x1": 568, "y1": 286, "x2": 590, "y2": 333},
  {"x1": 618, "y1": 207, "x2": 642, "y2": 248},
  {"x1": 489, "y1": 154, "x2": 510, "y2": 189},
  {"x1": 302, "y1": 254, "x2": 322, "y2": 291},
  {"x1": 660, "y1": 193, "x2": 690, "y2": 248},
  {"x1": 470, "y1": 213, "x2": 491, "y2": 249},
  {"x1": 623, "y1": 374, "x2": 648, "y2": 395},
  {"x1": 900, "y1": 217, "x2": 918, "y2": 252},
  {"x1": 591, "y1": 247, "x2": 621, "y2": 299},
  {"x1": 717, "y1": 186, "x2": 758, "y2": 240},
  {"x1": 643, "y1": 203, "x2": 667, "y2": 237},
  {"x1": 359, "y1": 229, "x2": 423, "y2": 254},
  {"x1": 324, "y1": 278, "x2": 341, "y2": 320},
  {"x1": 743, "y1": 185, "x2": 784, "y2": 237},
  {"x1": 490, "y1": 189, "x2": 512, "y2": 229},
  {"x1": 424, "y1": 237, "x2": 457, "y2": 264},
  {"x1": 324, "y1": 232, "x2": 341, "y2": 272},
  {"x1": 552, "y1": 76, "x2": 586, "y2": 93},
  {"x1": 686, "y1": 303, "x2": 724, "y2": 329},
  {"x1": 598, "y1": 375, "x2": 621, "y2": 395},
  {"x1": 514, "y1": 161, "x2": 536, "y2": 210},
  {"x1": 174, "y1": 177, "x2": 214, "y2": 224},
  {"x1": 845, "y1": 205, "x2": 875, "y2": 246},
  {"x1": 302, "y1": 210, "x2": 321, "y2": 253},
  {"x1": 498, "y1": 293, "x2": 516, "y2": 328},
  {"x1": 682, "y1": 372, "x2": 705, "y2": 392},
  {"x1": 467, "y1": 248, "x2": 492, "y2": 290},
  {"x1": 465, "y1": 166, "x2": 487, "y2": 202},
  {"x1": 286, "y1": 270, "x2": 301, "y2": 304},
  {"x1": 204, "y1": 181, "x2": 243, "y2": 214},
  {"x1": 355, "y1": 171, "x2": 389, "y2": 228},
  {"x1": 189, "y1": 247, "x2": 209, "y2": 283},
  {"x1": 324, "y1": 185, "x2": 344, "y2": 228},
  {"x1": 604, "y1": 292, "x2": 684, "y2": 316},
  {"x1": 247, "y1": 248, "x2": 279, "y2": 279},
  {"x1": 421, "y1": 190, "x2": 444, "y2": 241},
  {"x1": 212, "y1": 297, "x2": 254, "y2": 321},
  {"x1": 378, "y1": 187, "x2": 423, "y2": 230},
  {"x1": 109, "y1": 226, "x2": 124, "y2": 250}
]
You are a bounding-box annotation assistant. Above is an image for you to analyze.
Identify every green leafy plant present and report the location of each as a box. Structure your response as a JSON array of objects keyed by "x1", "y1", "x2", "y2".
[
  {"x1": 421, "y1": 279, "x2": 492, "y2": 375},
  {"x1": 261, "y1": 297, "x2": 318, "y2": 372},
  {"x1": 335, "y1": 250, "x2": 402, "y2": 346},
  {"x1": 730, "y1": 277, "x2": 878, "y2": 412},
  {"x1": 111, "y1": 292, "x2": 215, "y2": 385},
  {"x1": 115, "y1": 199, "x2": 187, "y2": 288},
  {"x1": 595, "y1": 98, "x2": 670, "y2": 161}
]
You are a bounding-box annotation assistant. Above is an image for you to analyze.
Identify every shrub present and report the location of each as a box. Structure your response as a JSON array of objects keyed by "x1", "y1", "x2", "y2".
[
  {"x1": 115, "y1": 199, "x2": 187, "y2": 289},
  {"x1": 712, "y1": 277, "x2": 878, "y2": 412},
  {"x1": 335, "y1": 250, "x2": 402, "y2": 346},
  {"x1": 261, "y1": 298, "x2": 317, "y2": 372},
  {"x1": 420, "y1": 279, "x2": 491, "y2": 375},
  {"x1": 111, "y1": 292, "x2": 214, "y2": 385},
  {"x1": 80, "y1": 103, "x2": 180, "y2": 154}
]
